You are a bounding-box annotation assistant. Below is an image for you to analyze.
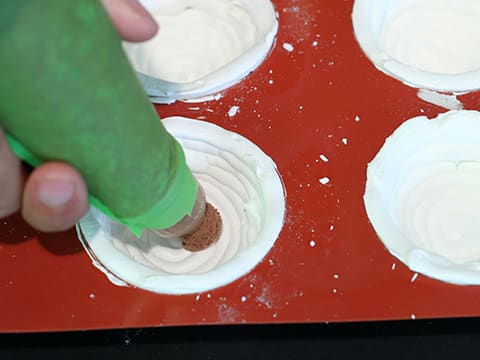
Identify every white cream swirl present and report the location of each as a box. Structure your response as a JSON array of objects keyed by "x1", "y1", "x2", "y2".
[
  {"x1": 381, "y1": 0, "x2": 480, "y2": 75},
  {"x1": 364, "y1": 110, "x2": 480, "y2": 285},
  {"x1": 123, "y1": 0, "x2": 278, "y2": 102},
  {"x1": 352, "y1": 0, "x2": 480, "y2": 91},
  {"x1": 77, "y1": 117, "x2": 285, "y2": 294}
]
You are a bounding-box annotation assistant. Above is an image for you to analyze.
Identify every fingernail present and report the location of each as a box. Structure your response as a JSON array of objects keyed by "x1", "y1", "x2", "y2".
[{"x1": 38, "y1": 178, "x2": 75, "y2": 208}]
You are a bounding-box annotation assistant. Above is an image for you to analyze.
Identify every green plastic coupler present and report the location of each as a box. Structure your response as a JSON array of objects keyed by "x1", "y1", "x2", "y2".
[{"x1": 0, "y1": 0, "x2": 198, "y2": 236}]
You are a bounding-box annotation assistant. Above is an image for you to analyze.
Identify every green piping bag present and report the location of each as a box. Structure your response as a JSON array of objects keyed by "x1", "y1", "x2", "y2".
[{"x1": 0, "y1": 0, "x2": 198, "y2": 236}]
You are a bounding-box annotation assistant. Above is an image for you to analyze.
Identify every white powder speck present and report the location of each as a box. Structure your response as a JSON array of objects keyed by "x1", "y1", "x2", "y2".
[
  {"x1": 273, "y1": 313, "x2": 278, "y2": 318},
  {"x1": 283, "y1": 42, "x2": 294, "y2": 52},
  {"x1": 195, "y1": 294, "x2": 201, "y2": 301},
  {"x1": 319, "y1": 177, "x2": 330, "y2": 185},
  {"x1": 329, "y1": 225, "x2": 335, "y2": 231},
  {"x1": 188, "y1": 107, "x2": 200, "y2": 111},
  {"x1": 89, "y1": 293, "x2": 96, "y2": 299},
  {"x1": 309, "y1": 240, "x2": 316, "y2": 247},
  {"x1": 391, "y1": 263, "x2": 397, "y2": 271},
  {"x1": 299, "y1": 105, "x2": 304, "y2": 110},
  {"x1": 319, "y1": 154, "x2": 329, "y2": 162},
  {"x1": 269, "y1": 69, "x2": 273, "y2": 74},
  {"x1": 268, "y1": 259, "x2": 274, "y2": 266},
  {"x1": 411, "y1": 314, "x2": 416, "y2": 320},
  {"x1": 333, "y1": 289, "x2": 337, "y2": 294},
  {"x1": 354, "y1": 115, "x2": 360, "y2": 122},
  {"x1": 241, "y1": 296, "x2": 247, "y2": 302},
  {"x1": 312, "y1": 40, "x2": 319, "y2": 47},
  {"x1": 333, "y1": 274, "x2": 340, "y2": 279},
  {"x1": 411, "y1": 273, "x2": 419, "y2": 282},
  {"x1": 228, "y1": 105, "x2": 240, "y2": 117},
  {"x1": 207, "y1": 293, "x2": 212, "y2": 298},
  {"x1": 341, "y1": 138, "x2": 348, "y2": 145},
  {"x1": 268, "y1": 79, "x2": 274, "y2": 85}
]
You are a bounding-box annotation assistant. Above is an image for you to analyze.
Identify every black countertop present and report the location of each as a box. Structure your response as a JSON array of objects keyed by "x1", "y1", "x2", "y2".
[{"x1": 2, "y1": 318, "x2": 480, "y2": 359}]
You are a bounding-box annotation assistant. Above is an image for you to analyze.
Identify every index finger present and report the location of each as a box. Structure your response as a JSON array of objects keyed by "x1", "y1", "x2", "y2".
[{"x1": 101, "y1": 0, "x2": 158, "y2": 42}]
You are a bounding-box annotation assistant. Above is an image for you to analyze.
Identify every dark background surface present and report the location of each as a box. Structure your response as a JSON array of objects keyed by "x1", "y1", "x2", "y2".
[{"x1": 1, "y1": 318, "x2": 480, "y2": 359}]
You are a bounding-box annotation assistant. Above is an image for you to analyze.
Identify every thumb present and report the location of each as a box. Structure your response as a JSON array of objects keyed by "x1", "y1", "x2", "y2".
[{"x1": 22, "y1": 162, "x2": 89, "y2": 232}]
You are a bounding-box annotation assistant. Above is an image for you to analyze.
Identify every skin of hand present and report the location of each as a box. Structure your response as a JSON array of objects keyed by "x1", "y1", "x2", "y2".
[{"x1": 0, "y1": 0, "x2": 158, "y2": 232}]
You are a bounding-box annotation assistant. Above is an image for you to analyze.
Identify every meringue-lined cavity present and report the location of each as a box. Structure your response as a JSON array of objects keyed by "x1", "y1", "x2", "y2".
[
  {"x1": 123, "y1": 0, "x2": 278, "y2": 103},
  {"x1": 77, "y1": 117, "x2": 285, "y2": 294},
  {"x1": 352, "y1": 0, "x2": 480, "y2": 92},
  {"x1": 382, "y1": 0, "x2": 480, "y2": 75},
  {"x1": 364, "y1": 110, "x2": 480, "y2": 285}
]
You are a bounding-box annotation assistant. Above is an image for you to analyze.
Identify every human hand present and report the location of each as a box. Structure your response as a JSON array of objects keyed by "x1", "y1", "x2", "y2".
[{"x1": 0, "y1": 0, "x2": 158, "y2": 232}]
